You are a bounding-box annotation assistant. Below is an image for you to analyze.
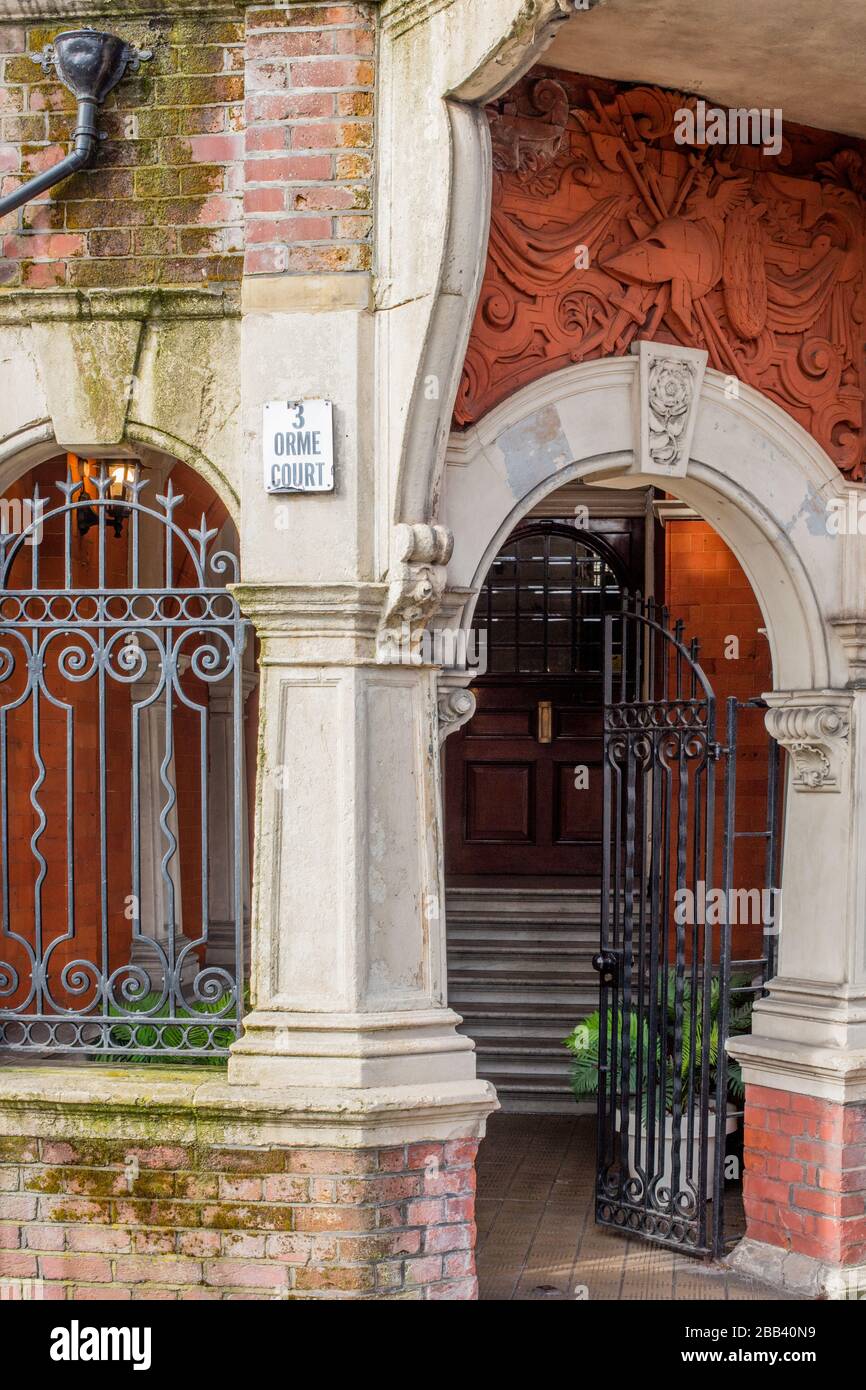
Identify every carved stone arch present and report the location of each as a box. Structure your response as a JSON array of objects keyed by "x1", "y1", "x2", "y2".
[
  {"x1": 0, "y1": 421, "x2": 240, "y2": 540},
  {"x1": 124, "y1": 424, "x2": 240, "y2": 528},
  {"x1": 442, "y1": 354, "x2": 852, "y2": 693}
]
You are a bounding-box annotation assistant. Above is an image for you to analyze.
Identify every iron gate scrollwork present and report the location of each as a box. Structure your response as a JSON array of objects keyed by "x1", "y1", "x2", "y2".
[
  {"x1": 0, "y1": 465, "x2": 250, "y2": 1057},
  {"x1": 593, "y1": 595, "x2": 781, "y2": 1257}
]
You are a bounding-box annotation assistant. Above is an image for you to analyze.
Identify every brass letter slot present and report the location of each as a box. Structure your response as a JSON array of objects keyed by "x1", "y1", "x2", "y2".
[{"x1": 537, "y1": 700, "x2": 553, "y2": 744}]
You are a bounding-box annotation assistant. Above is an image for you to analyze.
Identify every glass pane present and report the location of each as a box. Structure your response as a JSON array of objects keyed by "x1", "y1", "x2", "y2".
[
  {"x1": 490, "y1": 585, "x2": 516, "y2": 613},
  {"x1": 490, "y1": 617, "x2": 516, "y2": 644},
  {"x1": 491, "y1": 555, "x2": 517, "y2": 580},
  {"x1": 490, "y1": 646, "x2": 516, "y2": 673},
  {"x1": 519, "y1": 646, "x2": 544, "y2": 673},
  {"x1": 517, "y1": 559, "x2": 545, "y2": 584},
  {"x1": 548, "y1": 535, "x2": 573, "y2": 558},
  {"x1": 519, "y1": 617, "x2": 544, "y2": 643},
  {"x1": 517, "y1": 536, "x2": 545, "y2": 562},
  {"x1": 578, "y1": 589, "x2": 602, "y2": 618}
]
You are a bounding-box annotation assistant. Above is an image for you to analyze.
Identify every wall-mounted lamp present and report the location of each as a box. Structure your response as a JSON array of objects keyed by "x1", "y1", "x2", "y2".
[
  {"x1": 71, "y1": 456, "x2": 140, "y2": 539},
  {"x1": 0, "y1": 29, "x2": 152, "y2": 217}
]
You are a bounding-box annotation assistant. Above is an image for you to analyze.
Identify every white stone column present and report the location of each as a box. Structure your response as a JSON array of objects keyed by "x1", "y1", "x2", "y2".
[
  {"x1": 226, "y1": 582, "x2": 495, "y2": 1129},
  {"x1": 731, "y1": 688, "x2": 866, "y2": 1078}
]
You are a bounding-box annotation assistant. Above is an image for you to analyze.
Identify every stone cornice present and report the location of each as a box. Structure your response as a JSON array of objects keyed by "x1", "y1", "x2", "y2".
[
  {"x1": 231, "y1": 583, "x2": 388, "y2": 665},
  {"x1": 0, "y1": 287, "x2": 241, "y2": 327},
  {"x1": 0, "y1": 1064, "x2": 496, "y2": 1148},
  {"x1": 727, "y1": 1035, "x2": 866, "y2": 1105},
  {"x1": 232, "y1": 582, "x2": 386, "y2": 633}
]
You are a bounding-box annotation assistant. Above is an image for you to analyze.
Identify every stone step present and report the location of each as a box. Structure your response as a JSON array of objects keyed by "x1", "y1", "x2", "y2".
[{"x1": 446, "y1": 889, "x2": 602, "y2": 1112}]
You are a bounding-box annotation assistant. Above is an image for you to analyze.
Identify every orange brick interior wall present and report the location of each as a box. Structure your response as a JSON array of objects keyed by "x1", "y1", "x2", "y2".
[{"x1": 665, "y1": 519, "x2": 775, "y2": 963}]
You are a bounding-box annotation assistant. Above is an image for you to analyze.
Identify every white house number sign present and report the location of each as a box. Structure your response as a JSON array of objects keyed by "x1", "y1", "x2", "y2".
[{"x1": 263, "y1": 399, "x2": 334, "y2": 493}]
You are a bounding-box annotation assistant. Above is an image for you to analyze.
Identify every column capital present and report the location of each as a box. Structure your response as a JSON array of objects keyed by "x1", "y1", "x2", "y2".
[{"x1": 231, "y1": 582, "x2": 386, "y2": 665}]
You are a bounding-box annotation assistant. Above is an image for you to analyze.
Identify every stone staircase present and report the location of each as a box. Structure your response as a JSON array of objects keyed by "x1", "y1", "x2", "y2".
[{"x1": 445, "y1": 888, "x2": 600, "y2": 1114}]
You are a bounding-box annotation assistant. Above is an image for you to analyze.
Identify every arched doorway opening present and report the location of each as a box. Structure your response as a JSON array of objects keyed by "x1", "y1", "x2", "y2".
[
  {"x1": 444, "y1": 471, "x2": 784, "y2": 1266},
  {"x1": 437, "y1": 354, "x2": 852, "y2": 1274},
  {"x1": 0, "y1": 452, "x2": 258, "y2": 1058},
  {"x1": 444, "y1": 474, "x2": 779, "y2": 1096}
]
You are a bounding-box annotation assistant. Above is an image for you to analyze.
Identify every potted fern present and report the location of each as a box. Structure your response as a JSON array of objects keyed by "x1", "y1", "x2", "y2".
[{"x1": 564, "y1": 971, "x2": 753, "y2": 1199}]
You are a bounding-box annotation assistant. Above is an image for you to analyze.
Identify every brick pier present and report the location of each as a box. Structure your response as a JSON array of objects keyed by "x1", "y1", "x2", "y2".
[{"x1": 0, "y1": 1130, "x2": 478, "y2": 1300}]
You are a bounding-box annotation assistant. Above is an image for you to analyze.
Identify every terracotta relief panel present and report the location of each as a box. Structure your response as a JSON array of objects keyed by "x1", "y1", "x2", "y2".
[{"x1": 456, "y1": 72, "x2": 866, "y2": 478}]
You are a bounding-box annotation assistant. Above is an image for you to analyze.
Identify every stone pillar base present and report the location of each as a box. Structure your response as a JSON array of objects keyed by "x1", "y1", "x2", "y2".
[
  {"x1": 728, "y1": 1238, "x2": 866, "y2": 1300},
  {"x1": 227, "y1": 1008, "x2": 479, "y2": 1088},
  {"x1": 0, "y1": 1067, "x2": 496, "y2": 1301}
]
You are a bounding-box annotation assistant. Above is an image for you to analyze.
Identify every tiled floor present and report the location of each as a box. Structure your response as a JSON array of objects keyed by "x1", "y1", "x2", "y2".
[{"x1": 475, "y1": 1112, "x2": 803, "y2": 1302}]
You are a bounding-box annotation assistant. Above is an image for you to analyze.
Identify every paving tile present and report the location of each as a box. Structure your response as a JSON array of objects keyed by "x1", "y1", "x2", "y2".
[{"x1": 476, "y1": 1113, "x2": 807, "y2": 1303}]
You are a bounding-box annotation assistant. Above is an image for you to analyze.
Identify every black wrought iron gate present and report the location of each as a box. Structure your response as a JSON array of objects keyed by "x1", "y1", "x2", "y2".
[
  {"x1": 0, "y1": 465, "x2": 249, "y2": 1058},
  {"x1": 592, "y1": 597, "x2": 781, "y2": 1257}
]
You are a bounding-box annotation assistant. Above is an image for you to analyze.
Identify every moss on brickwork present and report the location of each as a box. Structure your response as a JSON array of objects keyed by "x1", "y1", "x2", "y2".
[
  {"x1": 0, "y1": 1104, "x2": 480, "y2": 1298},
  {"x1": 0, "y1": 15, "x2": 244, "y2": 290}
]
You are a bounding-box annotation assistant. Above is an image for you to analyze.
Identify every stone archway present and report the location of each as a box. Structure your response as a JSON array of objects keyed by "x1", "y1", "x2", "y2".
[
  {"x1": 441, "y1": 353, "x2": 848, "y2": 689},
  {"x1": 437, "y1": 347, "x2": 866, "y2": 1293}
]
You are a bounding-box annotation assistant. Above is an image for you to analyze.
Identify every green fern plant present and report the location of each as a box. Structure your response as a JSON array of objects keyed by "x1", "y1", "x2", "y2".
[
  {"x1": 564, "y1": 970, "x2": 755, "y2": 1111},
  {"x1": 104, "y1": 990, "x2": 240, "y2": 1066}
]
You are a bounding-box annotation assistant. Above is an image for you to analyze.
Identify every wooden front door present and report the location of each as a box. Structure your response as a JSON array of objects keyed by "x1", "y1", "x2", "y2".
[{"x1": 445, "y1": 519, "x2": 643, "y2": 887}]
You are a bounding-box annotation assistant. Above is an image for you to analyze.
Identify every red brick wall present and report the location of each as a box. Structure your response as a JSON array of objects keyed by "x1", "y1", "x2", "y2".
[
  {"x1": 743, "y1": 1085, "x2": 866, "y2": 1266},
  {"x1": 243, "y1": 3, "x2": 374, "y2": 276},
  {"x1": 0, "y1": 19, "x2": 245, "y2": 289},
  {"x1": 0, "y1": 1134, "x2": 478, "y2": 1300},
  {"x1": 0, "y1": 4, "x2": 375, "y2": 289}
]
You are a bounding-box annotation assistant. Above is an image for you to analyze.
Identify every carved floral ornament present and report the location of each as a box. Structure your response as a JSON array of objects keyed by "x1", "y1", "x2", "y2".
[
  {"x1": 457, "y1": 75, "x2": 866, "y2": 478},
  {"x1": 647, "y1": 356, "x2": 695, "y2": 467}
]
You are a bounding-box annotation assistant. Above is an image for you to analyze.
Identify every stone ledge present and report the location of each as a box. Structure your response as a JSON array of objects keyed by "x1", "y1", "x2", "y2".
[
  {"x1": 242, "y1": 273, "x2": 373, "y2": 316},
  {"x1": 728, "y1": 1237, "x2": 866, "y2": 1300},
  {"x1": 0, "y1": 1063, "x2": 498, "y2": 1148},
  {"x1": 727, "y1": 1034, "x2": 866, "y2": 1103},
  {"x1": 0, "y1": 288, "x2": 241, "y2": 327}
]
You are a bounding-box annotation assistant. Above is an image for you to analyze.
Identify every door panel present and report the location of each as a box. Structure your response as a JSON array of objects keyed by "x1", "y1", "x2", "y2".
[
  {"x1": 465, "y1": 762, "x2": 534, "y2": 842},
  {"x1": 446, "y1": 679, "x2": 608, "y2": 880}
]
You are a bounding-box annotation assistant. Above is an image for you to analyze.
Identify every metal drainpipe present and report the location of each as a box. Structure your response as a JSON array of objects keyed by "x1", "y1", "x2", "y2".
[{"x1": 0, "y1": 28, "x2": 151, "y2": 219}]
